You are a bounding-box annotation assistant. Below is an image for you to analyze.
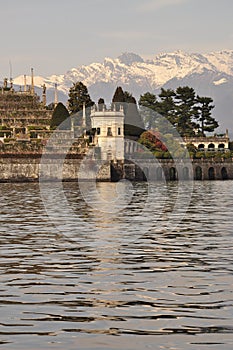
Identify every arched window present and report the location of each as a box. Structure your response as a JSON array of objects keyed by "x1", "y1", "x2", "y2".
[
  {"x1": 195, "y1": 166, "x2": 202, "y2": 180},
  {"x1": 221, "y1": 167, "x2": 228, "y2": 180},
  {"x1": 143, "y1": 167, "x2": 149, "y2": 181},
  {"x1": 107, "y1": 127, "x2": 113, "y2": 136},
  {"x1": 218, "y1": 143, "x2": 225, "y2": 151},
  {"x1": 156, "y1": 167, "x2": 163, "y2": 181},
  {"x1": 183, "y1": 167, "x2": 189, "y2": 180},
  {"x1": 208, "y1": 143, "x2": 215, "y2": 150},
  {"x1": 208, "y1": 167, "x2": 215, "y2": 180},
  {"x1": 198, "y1": 144, "x2": 205, "y2": 150},
  {"x1": 169, "y1": 167, "x2": 177, "y2": 181}
]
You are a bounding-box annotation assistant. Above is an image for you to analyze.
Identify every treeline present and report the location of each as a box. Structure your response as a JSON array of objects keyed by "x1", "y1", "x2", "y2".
[
  {"x1": 139, "y1": 87, "x2": 218, "y2": 137},
  {"x1": 50, "y1": 82, "x2": 219, "y2": 138}
]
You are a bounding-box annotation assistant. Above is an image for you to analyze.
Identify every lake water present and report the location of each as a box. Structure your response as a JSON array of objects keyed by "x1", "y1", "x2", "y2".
[{"x1": 0, "y1": 181, "x2": 233, "y2": 350}]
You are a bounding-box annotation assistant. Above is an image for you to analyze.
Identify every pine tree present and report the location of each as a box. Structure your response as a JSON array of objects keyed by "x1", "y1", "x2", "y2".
[
  {"x1": 175, "y1": 86, "x2": 197, "y2": 137},
  {"x1": 139, "y1": 92, "x2": 158, "y2": 129},
  {"x1": 195, "y1": 96, "x2": 218, "y2": 135},
  {"x1": 157, "y1": 88, "x2": 177, "y2": 125},
  {"x1": 139, "y1": 92, "x2": 157, "y2": 110},
  {"x1": 139, "y1": 86, "x2": 219, "y2": 138},
  {"x1": 50, "y1": 103, "x2": 70, "y2": 130}
]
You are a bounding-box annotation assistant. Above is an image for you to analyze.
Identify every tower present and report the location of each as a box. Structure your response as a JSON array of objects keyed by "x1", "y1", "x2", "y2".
[{"x1": 91, "y1": 104, "x2": 124, "y2": 161}]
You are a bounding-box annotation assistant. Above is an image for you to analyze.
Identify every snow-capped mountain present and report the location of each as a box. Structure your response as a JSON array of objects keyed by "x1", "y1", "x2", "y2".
[{"x1": 13, "y1": 50, "x2": 233, "y2": 131}]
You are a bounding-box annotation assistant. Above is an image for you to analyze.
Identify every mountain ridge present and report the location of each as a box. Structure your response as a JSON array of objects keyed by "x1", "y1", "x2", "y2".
[{"x1": 13, "y1": 50, "x2": 233, "y2": 132}]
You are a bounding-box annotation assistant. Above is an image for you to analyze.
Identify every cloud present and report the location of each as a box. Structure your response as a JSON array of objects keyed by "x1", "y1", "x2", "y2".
[{"x1": 136, "y1": 0, "x2": 189, "y2": 13}]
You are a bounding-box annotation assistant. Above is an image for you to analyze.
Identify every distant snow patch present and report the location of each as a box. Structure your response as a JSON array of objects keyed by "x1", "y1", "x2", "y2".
[{"x1": 213, "y1": 78, "x2": 228, "y2": 85}]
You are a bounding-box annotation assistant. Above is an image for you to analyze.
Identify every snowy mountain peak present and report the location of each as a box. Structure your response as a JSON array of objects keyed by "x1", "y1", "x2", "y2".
[
  {"x1": 13, "y1": 50, "x2": 233, "y2": 94},
  {"x1": 118, "y1": 52, "x2": 144, "y2": 65},
  {"x1": 12, "y1": 49, "x2": 233, "y2": 132}
]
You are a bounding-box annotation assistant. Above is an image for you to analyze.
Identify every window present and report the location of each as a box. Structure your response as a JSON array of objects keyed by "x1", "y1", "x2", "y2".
[
  {"x1": 208, "y1": 143, "x2": 215, "y2": 150},
  {"x1": 218, "y1": 143, "x2": 225, "y2": 151},
  {"x1": 107, "y1": 127, "x2": 112, "y2": 136},
  {"x1": 198, "y1": 144, "x2": 205, "y2": 150},
  {"x1": 118, "y1": 127, "x2": 121, "y2": 135},
  {"x1": 97, "y1": 127, "x2": 101, "y2": 135}
]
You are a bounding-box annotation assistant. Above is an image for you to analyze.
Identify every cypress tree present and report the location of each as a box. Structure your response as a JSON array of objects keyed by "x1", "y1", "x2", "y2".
[
  {"x1": 175, "y1": 86, "x2": 197, "y2": 137},
  {"x1": 124, "y1": 94, "x2": 144, "y2": 137},
  {"x1": 50, "y1": 102, "x2": 70, "y2": 130},
  {"x1": 112, "y1": 87, "x2": 144, "y2": 137}
]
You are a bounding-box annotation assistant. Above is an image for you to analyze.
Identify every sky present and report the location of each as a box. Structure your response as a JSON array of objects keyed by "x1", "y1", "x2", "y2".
[{"x1": 0, "y1": 0, "x2": 233, "y2": 77}]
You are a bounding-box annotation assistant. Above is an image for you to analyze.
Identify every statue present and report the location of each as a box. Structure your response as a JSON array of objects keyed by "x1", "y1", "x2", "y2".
[
  {"x1": 3, "y1": 78, "x2": 7, "y2": 89},
  {"x1": 42, "y1": 84, "x2": 46, "y2": 94}
]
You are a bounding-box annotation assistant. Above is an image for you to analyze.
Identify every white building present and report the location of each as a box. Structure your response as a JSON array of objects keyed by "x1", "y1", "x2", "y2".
[
  {"x1": 183, "y1": 130, "x2": 229, "y2": 151},
  {"x1": 91, "y1": 104, "x2": 125, "y2": 161}
]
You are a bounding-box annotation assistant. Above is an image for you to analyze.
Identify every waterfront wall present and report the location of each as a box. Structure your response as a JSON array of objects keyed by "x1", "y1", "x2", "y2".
[
  {"x1": 0, "y1": 155, "x2": 233, "y2": 182},
  {"x1": 0, "y1": 155, "x2": 111, "y2": 182},
  {"x1": 122, "y1": 159, "x2": 233, "y2": 181}
]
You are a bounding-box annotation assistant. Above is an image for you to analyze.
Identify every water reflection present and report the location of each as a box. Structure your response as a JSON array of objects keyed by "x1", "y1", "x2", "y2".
[{"x1": 0, "y1": 181, "x2": 233, "y2": 349}]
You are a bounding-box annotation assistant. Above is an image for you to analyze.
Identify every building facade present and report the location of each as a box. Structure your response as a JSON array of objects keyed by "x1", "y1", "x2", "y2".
[
  {"x1": 91, "y1": 104, "x2": 125, "y2": 161},
  {"x1": 182, "y1": 131, "x2": 229, "y2": 151}
]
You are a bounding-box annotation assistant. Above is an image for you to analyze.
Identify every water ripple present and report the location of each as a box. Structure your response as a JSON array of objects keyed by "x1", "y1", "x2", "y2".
[{"x1": 0, "y1": 181, "x2": 233, "y2": 349}]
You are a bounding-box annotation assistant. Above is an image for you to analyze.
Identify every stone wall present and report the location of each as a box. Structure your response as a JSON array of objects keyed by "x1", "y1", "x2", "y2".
[
  {"x1": 123, "y1": 159, "x2": 233, "y2": 181},
  {"x1": 1, "y1": 156, "x2": 233, "y2": 182},
  {"x1": 0, "y1": 155, "x2": 84, "y2": 182}
]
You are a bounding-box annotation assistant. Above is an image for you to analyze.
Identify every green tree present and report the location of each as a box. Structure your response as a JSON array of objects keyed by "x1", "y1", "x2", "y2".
[
  {"x1": 112, "y1": 86, "x2": 125, "y2": 112},
  {"x1": 175, "y1": 86, "x2": 197, "y2": 137},
  {"x1": 67, "y1": 82, "x2": 94, "y2": 128},
  {"x1": 139, "y1": 86, "x2": 219, "y2": 139},
  {"x1": 139, "y1": 92, "x2": 158, "y2": 129},
  {"x1": 156, "y1": 88, "x2": 177, "y2": 125},
  {"x1": 194, "y1": 96, "x2": 218, "y2": 135},
  {"x1": 112, "y1": 87, "x2": 144, "y2": 137},
  {"x1": 124, "y1": 94, "x2": 144, "y2": 137},
  {"x1": 112, "y1": 86, "x2": 125, "y2": 102},
  {"x1": 50, "y1": 102, "x2": 70, "y2": 130},
  {"x1": 139, "y1": 91, "x2": 176, "y2": 136}
]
